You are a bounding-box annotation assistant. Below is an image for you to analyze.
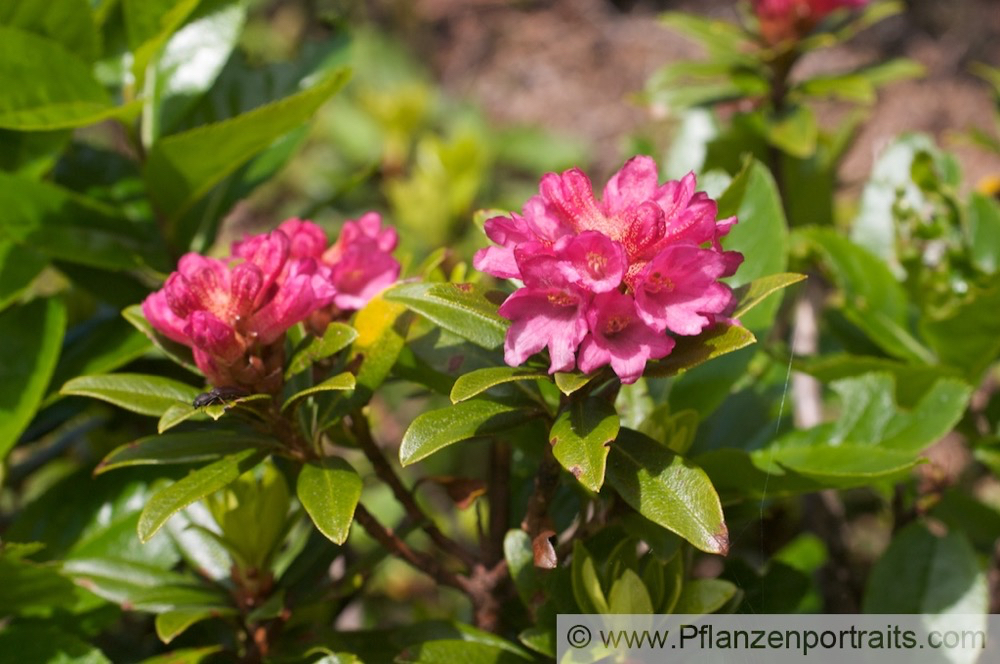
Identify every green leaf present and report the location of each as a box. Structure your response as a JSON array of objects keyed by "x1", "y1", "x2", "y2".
[
  {"x1": 45, "y1": 315, "x2": 153, "y2": 406},
  {"x1": 795, "y1": 72, "x2": 875, "y2": 104},
  {"x1": 144, "y1": 67, "x2": 350, "y2": 223},
  {"x1": 282, "y1": 371, "x2": 355, "y2": 412},
  {"x1": 285, "y1": 322, "x2": 357, "y2": 379},
  {"x1": 0, "y1": 241, "x2": 46, "y2": 312},
  {"x1": 731, "y1": 272, "x2": 807, "y2": 319},
  {"x1": 764, "y1": 104, "x2": 818, "y2": 158},
  {"x1": 659, "y1": 12, "x2": 753, "y2": 57},
  {"x1": 297, "y1": 457, "x2": 362, "y2": 545},
  {"x1": 920, "y1": 284, "x2": 1000, "y2": 382},
  {"x1": 385, "y1": 282, "x2": 508, "y2": 350},
  {"x1": 0, "y1": 0, "x2": 99, "y2": 62},
  {"x1": 571, "y1": 541, "x2": 609, "y2": 614},
  {"x1": 315, "y1": 294, "x2": 411, "y2": 431},
  {"x1": 794, "y1": 353, "x2": 961, "y2": 407},
  {"x1": 503, "y1": 530, "x2": 541, "y2": 609},
  {"x1": 97, "y1": 429, "x2": 276, "y2": 474},
  {"x1": 606, "y1": 429, "x2": 728, "y2": 555},
  {"x1": 124, "y1": 0, "x2": 200, "y2": 90},
  {"x1": 672, "y1": 578, "x2": 738, "y2": 615},
  {"x1": 122, "y1": 304, "x2": 199, "y2": 374},
  {"x1": 139, "y1": 647, "x2": 223, "y2": 664},
  {"x1": 802, "y1": 227, "x2": 934, "y2": 363},
  {"x1": 645, "y1": 324, "x2": 756, "y2": 378},
  {"x1": 863, "y1": 522, "x2": 987, "y2": 614},
  {"x1": 852, "y1": 57, "x2": 925, "y2": 87},
  {"x1": 0, "y1": 298, "x2": 65, "y2": 460},
  {"x1": 554, "y1": 371, "x2": 599, "y2": 396},
  {"x1": 137, "y1": 448, "x2": 268, "y2": 542},
  {"x1": 400, "y1": 400, "x2": 532, "y2": 466},
  {"x1": 968, "y1": 192, "x2": 1000, "y2": 274},
  {"x1": 550, "y1": 397, "x2": 619, "y2": 492},
  {"x1": 63, "y1": 557, "x2": 230, "y2": 612},
  {"x1": 450, "y1": 367, "x2": 547, "y2": 403},
  {"x1": 607, "y1": 568, "x2": 654, "y2": 614},
  {"x1": 155, "y1": 607, "x2": 234, "y2": 644},
  {"x1": 0, "y1": 172, "x2": 159, "y2": 271},
  {"x1": 0, "y1": 624, "x2": 110, "y2": 664},
  {"x1": 396, "y1": 640, "x2": 532, "y2": 664},
  {"x1": 0, "y1": 553, "x2": 78, "y2": 615},
  {"x1": 61, "y1": 373, "x2": 200, "y2": 417},
  {"x1": 0, "y1": 26, "x2": 125, "y2": 130}
]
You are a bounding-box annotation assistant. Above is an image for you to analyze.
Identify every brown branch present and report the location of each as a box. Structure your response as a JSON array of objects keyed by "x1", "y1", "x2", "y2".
[
  {"x1": 353, "y1": 504, "x2": 465, "y2": 591},
  {"x1": 520, "y1": 443, "x2": 562, "y2": 569},
  {"x1": 350, "y1": 411, "x2": 477, "y2": 568}
]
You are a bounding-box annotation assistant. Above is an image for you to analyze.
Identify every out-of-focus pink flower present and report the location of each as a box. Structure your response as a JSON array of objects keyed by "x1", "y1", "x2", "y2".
[
  {"x1": 143, "y1": 214, "x2": 401, "y2": 392},
  {"x1": 752, "y1": 0, "x2": 869, "y2": 44},
  {"x1": 474, "y1": 155, "x2": 743, "y2": 384}
]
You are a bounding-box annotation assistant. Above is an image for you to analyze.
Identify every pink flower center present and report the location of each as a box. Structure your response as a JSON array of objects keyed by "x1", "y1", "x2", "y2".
[
  {"x1": 586, "y1": 251, "x2": 607, "y2": 276},
  {"x1": 645, "y1": 271, "x2": 676, "y2": 294},
  {"x1": 547, "y1": 292, "x2": 577, "y2": 307},
  {"x1": 604, "y1": 315, "x2": 630, "y2": 336}
]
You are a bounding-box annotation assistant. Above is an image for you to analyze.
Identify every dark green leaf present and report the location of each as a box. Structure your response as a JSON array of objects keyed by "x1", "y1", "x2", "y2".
[
  {"x1": 400, "y1": 400, "x2": 532, "y2": 466},
  {"x1": 0, "y1": 624, "x2": 110, "y2": 664},
  {"x1": 863, "y1": 522, "x2": 987, "y2": 614},
  {"x1": 731, "y1": 272, "x2": 806, "y2": 319},
  {"x1": 0, "y1": 26, "x2": 125, "y2": 130},
  {"x1": 673, "y1": 578, "x2": 738, "y2": 614},
  {"x1": 144, "y1": 68, "x2": 350, "y2": 223},
  {"x1": 63, "y1": 557, "x2": 230, "y2": 612},
  {"x1": 297, "y1": 457, "x2": 362, "y2": 545},
  {"x1": 0, "y1": 241, "x2": 46, "y2": 312},
  {"x1": 550, "y1": 397, "x2": 619, "y2": 492},
  {"x1": 0, "y1": 298, "x2": 65, "y2": 460},
  {"x1": 137, "y1": 448, "x2": 268, "y2": 542},
  {"x1": 606, "y1": 429, "x2": 728, "y2": 555},
  {"x1": 122, "y1": 304, "x2": 199, "y2": 374},
  {"x1": 607, "y1": 568, "x2": 654, "y2": 614},
  {"x1": 571, "y1": 541, "x2": 609, "y2": 614},
  {"x1": 138, "y1": 647, "x2": 222, "y2": 664},
  {"x1": 450, "y1": 367, "x2": 547, "y2": 403},
  {"x1": 155, "y1": 608, "x2": 234, "y2": 644},
  {"x1": 282, "y1": 372, "x2": 355, "y2": 412},
  {"x1": 396, "y1": 640, "x2": 532, "y2": 664},
  {"x1": 385, "y1": 282, "x2": 508, "y2": 350},
  {"x1": 285, "y1": 322, "x2": 357, "y2": 379},
  {"x1": 0, "y1": 554, "x2": 78, "y2": 614},
  {"x1": 0, "y1": 0, "x2": 98, "y2": 61},
  {"x1": 61, "y1": 373, "x2": 200, "y2": 417},
  {"x1": 920, "y1": 284, "x2": 1000, "y2": 382},
  {"x1": 645, "y1": 324, "x2": 756, "y2": 378},
  {"x1": 97, "y1": 429, "x2": 276, "y2": 474},
  {"x1": 968, "y1": 192, "x2": 1000, "y2": 274},
  {"x1": 503, "y1": 530, "x2": 541, "y2": 609}
]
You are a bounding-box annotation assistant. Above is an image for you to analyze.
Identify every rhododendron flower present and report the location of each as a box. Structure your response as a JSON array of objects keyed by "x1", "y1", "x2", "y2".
[
  {"x1": 474, "y1": 156, "x2": 743, "y2": 384},
  {"x1": 752, "y1": 0, "x2": 869, "y2": 44},
  {"x1": 143, "y1": 214, "x2": 400, "y2": 392}
]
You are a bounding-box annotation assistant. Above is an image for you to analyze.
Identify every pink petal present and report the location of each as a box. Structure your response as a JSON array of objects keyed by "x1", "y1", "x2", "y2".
[
  {"x1": 232, "y1": 230, "x2": 290, "y2": 304},
  {"x1": 249, "y1": 274, "x2": 316, "y2": 346},
  {"x1": 141, "y1": 290, "x2": 190, "y2": 344},
  {"x1": 330, "y1": 246, "x2": 400, "y2": 311},
  {"x1": 230, "y1": 263, "x2": 263, "y2": 319},
  {"x1": 186, "y1": 311, "x2": 243, "y2": 362},
  {"x1": 555, "y1": 231, "x2": 626, "y2": 293},
  {"x1": 537, "y1": 169, "x2": 605, "y2": 234},
  {"x1": 278, "y1": 218, "x2": 327, "y2": 259},
  {"x1": 473, "y1": 245, "x2": 521, "y2": 280},
  {"x1": 498, "y1": 287, "x2": 590, "y2": 373},
  {"x1": 601, "y1": 155, "x2": 661, "y2": 216},
  {"x1": 582, "y1": 291, "x2": 673, "y2": 384}
]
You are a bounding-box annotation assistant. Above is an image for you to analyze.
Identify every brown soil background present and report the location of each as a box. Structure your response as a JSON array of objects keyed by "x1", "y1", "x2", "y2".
[{"x1": 366, "y1": 0, "x2": 1000, "y2": 188}]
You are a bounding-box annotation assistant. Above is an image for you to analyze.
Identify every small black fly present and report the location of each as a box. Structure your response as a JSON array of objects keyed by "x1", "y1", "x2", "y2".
[{"x1": 193, "y1": 386, "x2": 250, "y2": 409}]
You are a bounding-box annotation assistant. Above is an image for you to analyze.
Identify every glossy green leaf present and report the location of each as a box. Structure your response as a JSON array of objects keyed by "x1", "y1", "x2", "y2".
[
  {"x1": 645, "y1": 323, "x2": 756, "y2": 378},
  {"x1": 97, "y1": 429, "x2": 276, "y2": 474},
  {"x1": 316, "y1": 295, "x2": 411, "y2": 431},
  {"x1": 731, "y1": 272, "x2": 807, "y2": 319},
  {"x1": 63, "y1": 557, "x2": 229, "y2": 612},
  {"x1": 400, "y1": 400, "x2": 532, "y2": 466},
  {"x1": 0, "y1": 624, "x2": 110, "y2": 664},
  {"x1": 144, "y1": 68, "x2": 350, "y2": 222},
  {"x1": 764, "y1": 104, "x2": 818, "y2": 158},
  {"x1": 0, "y1": 172, "x2": 157, "y2": 271},
  {"x1": 0, "y1": 26, "x2": 122, "y2": 130},
  {"x1": 124, "y1": 0, "x2": 200, "y2": 90},
  {"x1": 571, "y1": 541, "x2": 609, "y2": 614},
  {"x1": 550, "y1": 397, "x2": 619, "y2": 492},
  {"x1": 672, "y1": 578, "x2": 738, "y2": 615},
  {"x1": 137, "y1": 448, "x2": 268, "y2": 542},
  {"x1": 0, "y1": 554, "x2": 78, "y2": 614},
  {"x1": 385, "y1": 282, "x2": 508, "y2": 350},
  {"x1": 607, "y1": 569, "x2": 654, "y2": 614},
  {"x1": 606, "y1": 429, "x2": 728, "y2": 555},
  {"x1": 285, "y1": 322, "x2": 357, "y2": 379},
  {"x1": 0, "y1": 298, "x2": 65, "y2": 460},
  {"x1": 155, "y1": 607, "x2": 234, "y2": 644},
  {"x1": 297, "y1": 457, "x2": 362, "y2": 545},
  {"x1": 450, "y1": 367, "x2": 547, "y2": 403},
  {"x1": 396, "y1": 640, "x2": 532, "y2": 664},
  {"x1": 282, "y1": 372, "x2": 355, "y2": 412},
  {"x1": 794, "y1": 353, "x2": 962, "y2": 407},
  {"x1": 61, "y1": 373, "x2": 200, "y2": 417},
  {"x1": 554, "y1": 371, "x2": 597, "y2": 396},
  {"x1": 0, "y1": 0, "x2": 98, "y2": 61},
  {"x1": 864, "y1": 522, "x2": 987, "y2": 614},
  {"x1": 139, "y1": 647, "x2": 223, "y2": 664}
]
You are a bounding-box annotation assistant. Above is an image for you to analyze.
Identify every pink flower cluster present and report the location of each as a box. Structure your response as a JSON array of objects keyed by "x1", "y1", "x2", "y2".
[
  {"x1": 752, "y1": 0, "x2": 869, "y2": 44},
  {"x1": 143, "y1": 214, "x2": 399, "y2": 393},
  {"x1": 474, "y1": 156, "x2": 743, "y2": 385}
]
